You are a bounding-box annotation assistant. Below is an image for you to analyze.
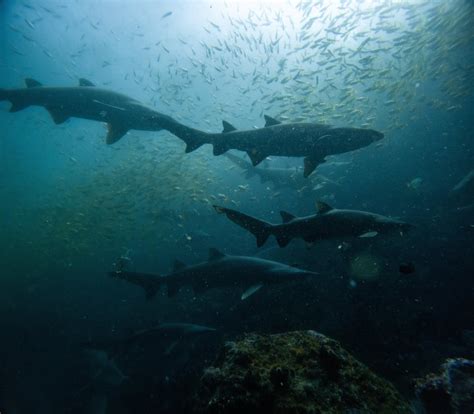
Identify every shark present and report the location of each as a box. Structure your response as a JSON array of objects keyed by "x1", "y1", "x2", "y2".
[
  {"x1": 1, "y1": 80, "x2": 383, "y2": 176},
  {"x1": 151, "y1": 114, "x2": 384, "y2": 177},
  {"x1": 75, "y1": 349, "x2": 127, "y2": 414},
  {"x1": 76, "y1": 323, "x2": 215, "y2": 413},
  {"x1": 213, "y1": 201, "x2": 413, "y2": 248},
  {"x1": 83, "y1": 323, "x2": 217, "y2": 355},
  {"x1": 84, "y1": 323, "x2": 217, "y2": 365},
  {"x1": 0, "y1": 78, "x2": 166, "y2": 144},
  {"x1": 109, "y1": 248, "x2": 318, "y2": 300},
  {"x1": 224, "y1": 152, "x2": 307, "y2": 188}
]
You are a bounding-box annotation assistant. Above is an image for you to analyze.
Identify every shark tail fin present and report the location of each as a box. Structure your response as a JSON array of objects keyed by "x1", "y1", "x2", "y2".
[
  {"x1": 0, "y1": 90, "x2": 30, "y2": 112},
  {"x1": 213, "y1": 205, "x2": 273, "y2": 247},
  {"x1": 108, "y1": 271, "x2": 161, "y2": 299},
  {"x1": 183, "y1": 133, "x2": 207, "y2": 153},
  {"x1": 152, "y1": 116, "x2": 209, "y2": 153},
  {"x1": 166, "y1": 124, "x2": 209, "y2": 153}
]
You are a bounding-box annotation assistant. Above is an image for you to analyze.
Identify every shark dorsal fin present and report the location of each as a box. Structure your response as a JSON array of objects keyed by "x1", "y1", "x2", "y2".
[
  {"x1": 79, "y1": 78, "x2": 95, "y2": 87},
  {"x1": 222, "y1": 120, "x2": 237, "y2": 133},
  {"x1": 316, "y1": 201, "x2": 333, "y2": 214},
  {"x1": 280, "y1": 211, "x2": 296, "y2": 223},
  {"x1": 264, "y1": 115, "x2": 281, "y2": 127},
  {"x1": 25, "y1": 78, "x2": 42, "y2": 88},
  {"x1": 173, "y1": 260, "x2": 186, "y2": 271},
  {"x1": 208, "y1": 248, "x2": 225, "y2": 261}
]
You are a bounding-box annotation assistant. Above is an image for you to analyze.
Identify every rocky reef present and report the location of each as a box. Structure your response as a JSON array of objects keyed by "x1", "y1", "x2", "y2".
[
  {"x1": 415, "y1": 358, "x2": 474, "y2": 414},
  {"x1": 191, "y1": 330, "x2": 411, "y2": 414}
]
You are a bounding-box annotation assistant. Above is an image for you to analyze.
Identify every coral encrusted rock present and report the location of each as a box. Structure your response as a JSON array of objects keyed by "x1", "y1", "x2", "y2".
[
  {"x1": 192, "y1": 330, "x2": 411, "y2": 414},
  {"x1": 415, "y1": 358, "x2": 474, "y2": 414}
]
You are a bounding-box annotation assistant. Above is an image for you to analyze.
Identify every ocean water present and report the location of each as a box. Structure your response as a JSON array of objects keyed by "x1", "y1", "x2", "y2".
[{"x1": 0, "y1": 0, "x2": 473, "y2": 412}]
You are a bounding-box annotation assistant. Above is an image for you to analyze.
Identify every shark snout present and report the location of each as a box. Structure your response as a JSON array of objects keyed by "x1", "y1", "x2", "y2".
[
  {"x1": 293, "y1": 268, "x2": 319, "y2": 279},
  {"x1": 192, "y1": 326, "x2": 217, "y2": 334},
  {"x1": 385, "y1": 219, "x2": 414, "y2": 233},
  {"x1": 370, "y1": 129, "x2": 384, "y2": 142}
]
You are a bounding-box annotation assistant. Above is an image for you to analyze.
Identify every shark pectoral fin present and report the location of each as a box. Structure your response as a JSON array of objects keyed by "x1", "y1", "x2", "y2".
[
  {"x1": 46, "y1": 106, "x2": 70, "y2": 124},
  {"x1": 264, "y1": 115, "x2": 281, "y2": 127},
  {"x1": 280, "y1": 211, "x2": 296, "y2": 223},
  {"x1": 79, "y1": 78, "x2": 96, "y2": 87},
  {"x1": 276, "y1": 234, "x2": 291, "y2": 248},
  {"x1": 304, "y1": 156, "x2": 322, "y2": 178},
  {"x1": 106, "y1": 123, "x2": 129, "y2": 144},
  {"x1": 247, "y1": 150, "x2": 267, "y2": 166},
  {"x1": 241, "y1": 283, "x2": 263, "y2": 300},
  {"x1": 359, "y1": 231, "x2": 378, "y2": 238},
  {"x1": 25, "y1": 78, "x2": 42, "y2": 88},
  {"x1": 222, "y1": 120, "x2": 237, "y2": 133}
]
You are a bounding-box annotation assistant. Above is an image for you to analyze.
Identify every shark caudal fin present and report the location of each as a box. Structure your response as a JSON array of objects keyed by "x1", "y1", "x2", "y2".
[
  {"x1": 169, "y1": 126, "x2": 209, "y2": 153},
  {"x1": 0, "y1": 88, "x2": 7, "y2": 102},
  {"x1": 0, "y1": 88, "x2": 29, "y2": 112},
  {"x1": 182, "y1": 132, "x2": 206, "y2": 153},
  {"x1": 213, "y1": 205, "x2": 273, "y2": 247},
  {"x1": 108, "y1": 271, "x2": 161, "y2": 299}
]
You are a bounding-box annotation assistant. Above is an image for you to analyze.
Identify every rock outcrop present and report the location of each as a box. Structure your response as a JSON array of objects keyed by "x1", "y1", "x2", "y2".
[
  {"x1": 415, "y1": 358, "x2": 474, "y2": 414},
  {"x1": 192, "y1": 330, "x2": 411, "y2": 414}
]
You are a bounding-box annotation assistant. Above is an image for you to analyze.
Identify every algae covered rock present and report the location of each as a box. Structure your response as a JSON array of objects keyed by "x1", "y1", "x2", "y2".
[
  {"x1": 192, "y1": 330, "x2": 410, "y2": 414},
  {"x1": 415, "y1": 358, "x2": 474, "y2": 414}
]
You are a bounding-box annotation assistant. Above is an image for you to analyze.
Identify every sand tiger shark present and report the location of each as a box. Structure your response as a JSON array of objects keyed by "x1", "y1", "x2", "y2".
[
  {"x1": 150, "y1": 114, "x2": 384, "y2": 177},
  {"x1": 0, "y1": 78, "x2": 166, "y2": 144},
  {"x1": 1, "y1": 79, "x2": 383, "y2": 176},
  {"x1": 83, "y1": 323, "x2": 216, "y2": 357},
  {"x1": 109, "y1": 248, "x2": 318, "y2": 300},
  {"x1": 214, "y1": 201, "x2": 413, "y2": 247},
  {"x1": 224, "y1": 152, "x2": 307, "y2": 188}
]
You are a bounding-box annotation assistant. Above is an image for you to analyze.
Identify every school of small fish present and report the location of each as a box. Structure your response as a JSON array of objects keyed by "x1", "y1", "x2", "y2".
[{"x1": 1, "y1": 0, "x2": 472, "y2": 271}]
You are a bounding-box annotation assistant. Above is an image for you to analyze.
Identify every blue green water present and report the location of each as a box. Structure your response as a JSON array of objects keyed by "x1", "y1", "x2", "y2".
[{"x1": 0, "y1": 0, "x2": 472, "y2": 412}]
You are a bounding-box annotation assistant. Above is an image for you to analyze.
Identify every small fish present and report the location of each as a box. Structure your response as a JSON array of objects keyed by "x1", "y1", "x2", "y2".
[
  {"x1": 359, "y1": 231, "x2": 378, "y2": 238},
  {"x1": 161, "y1": 11, "x2": 173, "y2": 19},
  {"x1": 407, "y1": 177, "x2": 423, "y2": 190}
]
